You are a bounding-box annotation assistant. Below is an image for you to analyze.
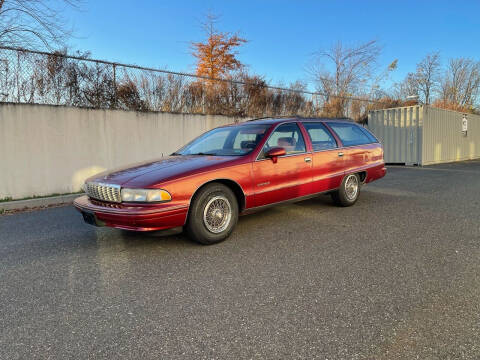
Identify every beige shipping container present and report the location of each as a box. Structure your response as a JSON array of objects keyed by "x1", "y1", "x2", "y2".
[{"x1": 367, "y1": 105, "x2": 480, "y2": 165}]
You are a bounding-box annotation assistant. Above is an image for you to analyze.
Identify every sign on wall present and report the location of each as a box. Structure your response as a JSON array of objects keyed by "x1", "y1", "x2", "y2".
[{"x1": 462, "y1": 115, "x2": 468, "y2": 135}]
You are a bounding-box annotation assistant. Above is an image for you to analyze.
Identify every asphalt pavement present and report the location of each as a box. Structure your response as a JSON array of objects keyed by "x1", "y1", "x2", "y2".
[{"x1": 1, "y1": 161, "x2": 480, "y2": 359}]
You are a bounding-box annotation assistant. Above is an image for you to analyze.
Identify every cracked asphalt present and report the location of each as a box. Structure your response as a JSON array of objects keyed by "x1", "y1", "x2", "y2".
[{"x1": 1, "y1": 161, "x2": 480, "y2": 359}]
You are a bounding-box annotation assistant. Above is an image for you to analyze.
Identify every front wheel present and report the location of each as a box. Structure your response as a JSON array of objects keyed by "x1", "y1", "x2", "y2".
[
  {"x1": 331, "y1": 173, "x2": 361, "y2": 207},
  {"x1": 186, "y1": 183, "x2": 238, "y2": 245}
]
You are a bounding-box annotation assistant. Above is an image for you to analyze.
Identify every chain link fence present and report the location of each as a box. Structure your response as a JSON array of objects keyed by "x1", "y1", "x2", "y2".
[{"x1": 0, "y1": 46, "x2": 377, "y2": 119}]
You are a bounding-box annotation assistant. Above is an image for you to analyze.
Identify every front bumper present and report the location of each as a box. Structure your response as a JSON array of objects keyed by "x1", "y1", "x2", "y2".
[{"x1": 73, "y1": 195, "x2": 188, "y2": 231}]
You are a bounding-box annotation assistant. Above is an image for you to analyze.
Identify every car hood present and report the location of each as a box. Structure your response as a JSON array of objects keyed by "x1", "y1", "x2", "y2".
[{"x1": 87, "y1": 155, "x2": 240, "y2": 188}]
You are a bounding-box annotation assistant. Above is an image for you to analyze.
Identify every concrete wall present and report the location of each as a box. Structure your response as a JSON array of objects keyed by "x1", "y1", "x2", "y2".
[{"x1": 0, "y1": 104, "x2": 244, "y2": 200}]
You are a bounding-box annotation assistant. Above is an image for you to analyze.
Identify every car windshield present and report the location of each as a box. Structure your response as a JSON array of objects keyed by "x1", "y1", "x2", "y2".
[{"x1": 175, "y1": 124, "x2": 270, "y2": 156}]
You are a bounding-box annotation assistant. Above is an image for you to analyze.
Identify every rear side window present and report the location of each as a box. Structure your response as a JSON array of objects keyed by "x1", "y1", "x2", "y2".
[
  {"x1": 327, "y1": 122, "x2": 374, "y2": 147},
  {"x1": 303, "y1": 123, "x2": 337, "y2": 151}
]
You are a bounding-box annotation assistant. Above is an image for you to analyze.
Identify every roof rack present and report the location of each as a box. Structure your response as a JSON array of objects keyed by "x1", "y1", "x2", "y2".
[
  {"x1": 322, "y1": 117, "x2": 355, "y2": 122},
  {"x1": 245, "y1": 115, "x2": 356, "y2": 123},
  {"x1": 247, "y1": 115, "x2": 303, "y2": 122}
]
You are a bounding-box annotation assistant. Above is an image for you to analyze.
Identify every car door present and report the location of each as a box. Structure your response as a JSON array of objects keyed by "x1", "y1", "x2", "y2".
[
  {"x1": 252, "y1": 123, "x2": 312, "y2": 207},
  {"x1": 325, "y1": 122, "x2": 375, "y2": 174},
  {"x1": 300, "y1": 122, "x2": 345, "y2": 192}
]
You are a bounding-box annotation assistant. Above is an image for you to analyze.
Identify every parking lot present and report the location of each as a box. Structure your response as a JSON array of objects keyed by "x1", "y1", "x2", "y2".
[{"x1": 1, "y1": 161, "x2": 480, "y2": 359}]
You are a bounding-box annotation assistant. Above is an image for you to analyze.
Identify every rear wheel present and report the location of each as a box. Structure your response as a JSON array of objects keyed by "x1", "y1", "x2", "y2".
[
  {"x1": 186, "y1": 183, "x2": 238, "y2": 245},
  {"x1": 331, "y1": 173, "x2": 360, "y2": 207}
]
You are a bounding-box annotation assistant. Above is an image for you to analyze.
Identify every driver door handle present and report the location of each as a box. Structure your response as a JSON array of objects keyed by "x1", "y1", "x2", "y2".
[
  {"x1": 304, "y1": 157, "x2": 312, "y2": 163},
  {"x1": 338, "y1": 152, "x2": 344, "y2": 157}
]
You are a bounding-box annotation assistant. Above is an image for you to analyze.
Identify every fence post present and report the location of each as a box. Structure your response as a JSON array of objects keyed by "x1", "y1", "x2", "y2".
[
  {"x1": 311, "y1": 93, "x2": 315, "y2": 116},
  {"x1": 112, "y1": 63, "x2": 117, "y2": 109},
  {"x1": 264, "y1": 95, "x2": 267, "y2": 117},
  {"x1": 16, "y1": 51, "x2": 20, "y2": 102}
]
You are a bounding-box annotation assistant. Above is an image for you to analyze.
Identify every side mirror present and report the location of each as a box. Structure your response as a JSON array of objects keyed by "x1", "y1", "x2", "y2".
[{"x1": 265, "y1": 147, "x2": 286, "y2": 163}]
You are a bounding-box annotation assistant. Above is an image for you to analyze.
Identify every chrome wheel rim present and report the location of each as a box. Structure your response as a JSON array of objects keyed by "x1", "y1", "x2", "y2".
[
  {"x1": 345, "y1": 174, "x2": 359, "y2": 201},
  {"x1": 203, "y1": 195, "x2": 232, "y2": 233}
]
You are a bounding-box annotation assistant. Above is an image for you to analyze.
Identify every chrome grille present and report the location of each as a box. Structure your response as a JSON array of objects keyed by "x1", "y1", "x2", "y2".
[{"x1": 85, "y1": 182, "x2": 121, "y2": 203}]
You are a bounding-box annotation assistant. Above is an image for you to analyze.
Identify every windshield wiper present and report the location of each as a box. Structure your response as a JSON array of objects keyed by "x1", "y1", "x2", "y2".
[{"x1": 188, "y1": 152, "x2": 217, "y2": 156}]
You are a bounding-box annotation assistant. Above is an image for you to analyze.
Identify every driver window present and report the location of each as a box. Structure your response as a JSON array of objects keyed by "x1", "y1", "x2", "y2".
[{"x1": 261, "y1": 123, "x2": 306, "y2": 157}]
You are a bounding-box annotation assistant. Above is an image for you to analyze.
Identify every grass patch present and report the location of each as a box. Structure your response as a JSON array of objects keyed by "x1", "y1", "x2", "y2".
[{"x1": 0, "y1": 191, "x2": 84, "y2": 203}]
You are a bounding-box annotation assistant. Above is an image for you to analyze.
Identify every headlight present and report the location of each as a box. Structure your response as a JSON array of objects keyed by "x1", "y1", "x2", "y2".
[{"x1": 121, "y1": 188, "x2": 171, "y2": 203}]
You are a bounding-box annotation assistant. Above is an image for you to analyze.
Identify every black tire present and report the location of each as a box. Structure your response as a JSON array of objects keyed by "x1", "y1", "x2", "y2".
[
  {"x1": 186, "y1": 183, "x2": 239, "y2": 245},
  {"x1": 331, "y1": 173, "x2": 361, "y2": 207}
]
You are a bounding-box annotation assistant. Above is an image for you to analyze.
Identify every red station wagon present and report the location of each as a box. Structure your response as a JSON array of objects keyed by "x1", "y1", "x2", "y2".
[{"x1": 74, "y1": 117, "x2": 386, "y2": 244}]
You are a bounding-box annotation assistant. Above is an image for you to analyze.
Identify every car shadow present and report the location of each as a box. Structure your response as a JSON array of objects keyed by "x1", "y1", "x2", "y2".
[
  {"x1": 118, "y1": 195, "x2": 337, "y2": 244},
  {"x1": 117, "y1": 227, "x2": 194, "y2": 247}
]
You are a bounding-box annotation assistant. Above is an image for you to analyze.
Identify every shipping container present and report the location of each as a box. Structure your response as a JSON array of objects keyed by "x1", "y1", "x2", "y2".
[{"x1": 367, "y1": 105, "x2": 480, "y2": 165}]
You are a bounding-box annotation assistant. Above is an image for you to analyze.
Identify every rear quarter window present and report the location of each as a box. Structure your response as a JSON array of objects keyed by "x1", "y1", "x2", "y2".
[
  {"x1": 327, "y1": 122, "x2": 375, "y2": 147},
  {"x1": 358, "y1": 126, "x2": 379, "y2": 143}
]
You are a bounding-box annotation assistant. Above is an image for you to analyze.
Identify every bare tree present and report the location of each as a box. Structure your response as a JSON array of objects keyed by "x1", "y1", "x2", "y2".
[
  {"x1": 439, "y1": 58, "x2": 480, "y2": 108},
  {"x1": 308, "y1": 40, "x2": 382, "y2": 116},
  {"x1": 0, "y1": 0, "x2": 80, "y2": 49},
  {"x1": 392, "y1": 72, "x2": 419, "y2": 101},
  {"x1": 415, "y1": 52, "x2": 440, "y2": 104}
]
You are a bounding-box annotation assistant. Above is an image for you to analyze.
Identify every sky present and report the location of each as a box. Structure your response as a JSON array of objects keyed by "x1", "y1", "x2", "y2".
[{"x1": 64, "y1": 0, "x2": 480, "y2": 91}]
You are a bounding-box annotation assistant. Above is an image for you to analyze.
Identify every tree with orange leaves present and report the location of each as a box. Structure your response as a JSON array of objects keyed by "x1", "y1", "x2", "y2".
[{"x1": 191, "y1": 14, "x2": 247, "y2": 81}]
